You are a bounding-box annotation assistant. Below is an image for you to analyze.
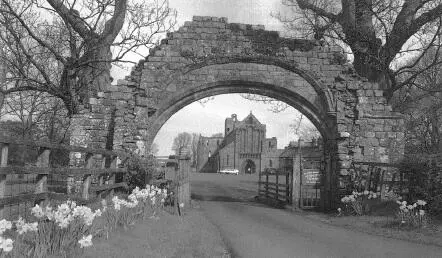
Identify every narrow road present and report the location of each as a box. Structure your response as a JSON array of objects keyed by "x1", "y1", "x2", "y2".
[{"x1": 191, "y1": 173, "x2": 442, "y2": 258}]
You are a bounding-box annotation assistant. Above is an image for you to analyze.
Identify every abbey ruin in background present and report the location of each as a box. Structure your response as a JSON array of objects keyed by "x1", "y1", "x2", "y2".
[
  {"x1": 71, "y1": 16, "x2": 405, "y2": 209},
  {"x1": 196, "y1": 112, "x2": 322, "y2": 175}
]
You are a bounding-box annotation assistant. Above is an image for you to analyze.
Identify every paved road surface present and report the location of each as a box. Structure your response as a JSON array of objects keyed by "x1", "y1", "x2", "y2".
[{"x1": 191, "y1": 173, "x2": 442, "y2": 258}]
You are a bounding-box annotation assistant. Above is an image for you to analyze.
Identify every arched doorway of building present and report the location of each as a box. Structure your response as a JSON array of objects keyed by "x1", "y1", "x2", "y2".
[{"x1": 243, "y1": 160, "x2": 256, "y2": 174}]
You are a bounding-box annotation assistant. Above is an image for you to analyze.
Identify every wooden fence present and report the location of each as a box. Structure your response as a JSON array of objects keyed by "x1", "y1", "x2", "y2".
[
  {"x1": 258, "y1": 169, "x2": 291, "y2": 204},
  {"x1": 0, "y1": 136, "x2": 129, "y2": 220}
]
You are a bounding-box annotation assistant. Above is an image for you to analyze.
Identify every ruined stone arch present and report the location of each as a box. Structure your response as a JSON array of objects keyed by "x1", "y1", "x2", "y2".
[{"x1": 72, "y1": 16, "x2": 406, "y2": 210}]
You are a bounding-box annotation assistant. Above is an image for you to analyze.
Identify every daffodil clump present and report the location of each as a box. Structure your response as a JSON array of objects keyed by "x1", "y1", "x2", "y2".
[
  {"x1": 101, "y1": 184, "x2": 169, "y2": 235},
  {"x1": 0, "y1": 217, "x2": 39, "y2": 257},
  {"x1": 0, "y1": 217, "x2": 40, "y2": 256},
  {"x1": 396, "y1": 200, "x2": 428, "y2": 227},
  {"x1": 31, "y1": 200, "x2": 102, "y2": 228},
  {"x1": 28, "y1": 200, "x2": 102, "y2": 257},
  {"x1": 0, "y1": 201, "x2": 101, "y2": 257},
  {"x1": 0, "y1": 184, "x2": 170, "y2": 257},
  {"x1": 0, "y1": 219, "x2": 14, "y2": 254},
  {"x1": 341, "y1": 190, "x2": 380, "y2": 215}
]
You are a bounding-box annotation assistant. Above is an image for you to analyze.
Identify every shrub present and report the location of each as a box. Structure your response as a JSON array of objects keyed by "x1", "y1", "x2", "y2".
[
  {"x1": 123, "y1": 154, "x2": 161, "y2": 191},
  {"x1": 399, "y1": 158, "x2": 442, "y2": 217}
]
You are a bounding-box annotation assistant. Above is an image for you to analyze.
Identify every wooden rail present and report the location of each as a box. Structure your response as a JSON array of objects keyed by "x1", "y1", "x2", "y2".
[
  {"x1": 258, "y1": 170, "x2": 291, "y2": 204},
  {"x1": 0, "y1": 137, "x2": 129, "y2": 219}
]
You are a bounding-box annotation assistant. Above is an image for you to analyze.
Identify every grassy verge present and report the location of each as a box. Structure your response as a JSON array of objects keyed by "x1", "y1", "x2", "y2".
[
  {"x1": 288, "y1": 208, "x2": 442, "y2": 247},
  {"x1": 81, "y1": 204, "x2": 230, "y2": 258}
]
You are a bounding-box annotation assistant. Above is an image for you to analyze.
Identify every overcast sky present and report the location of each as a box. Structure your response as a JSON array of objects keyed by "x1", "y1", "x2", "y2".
[{"x1": 149, "y1": 0, "x2": 317, "y2": 156}]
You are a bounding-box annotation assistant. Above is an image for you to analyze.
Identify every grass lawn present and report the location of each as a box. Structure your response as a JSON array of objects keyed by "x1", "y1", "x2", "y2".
[{"x1": 80, "y1": 205, "x2": 230, "y2": 258}]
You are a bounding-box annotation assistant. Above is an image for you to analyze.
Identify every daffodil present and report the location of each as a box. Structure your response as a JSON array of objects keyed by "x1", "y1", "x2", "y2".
[
  {"x1": 416, "y1": 200, "x2": 427, "y2": 206},
  {"x1": 31, "y1": 204, "x2": 45, "y2": 218},
  {"x1": 78, "y1": 234, "x2": 93, "y2": 248},
  {"x1": 0, "y1": 237, "x2": 13, "y2": 252},
  {"x1": 0, "y1": 219, "x2": 12, "y2": 235},
  {"x1": 15, "y1": 217, "x2": 38, "y2": 235}
]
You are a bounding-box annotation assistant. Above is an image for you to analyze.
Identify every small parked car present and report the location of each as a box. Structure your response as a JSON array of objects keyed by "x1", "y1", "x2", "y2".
[
  {"x1": 264, "y1": 168, "x2": 277, "y2": 174},
  {"x1": 218, "y1": 168, "x2": 239, "y2": 175}
]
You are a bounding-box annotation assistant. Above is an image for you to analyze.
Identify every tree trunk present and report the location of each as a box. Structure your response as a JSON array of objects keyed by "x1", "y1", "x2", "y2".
[
  {"x1": 0, "y1": 54, "x2": 5, "y2": 115},
  {"x1": 430, "y1": 109, "x2": 440, "y2": 152},
  {"x1": 0, "y1": 92, "x2": 4, "y2": 115},
  {"x1": 78, "y1": 40, "x2": 113, "y2": 105}
]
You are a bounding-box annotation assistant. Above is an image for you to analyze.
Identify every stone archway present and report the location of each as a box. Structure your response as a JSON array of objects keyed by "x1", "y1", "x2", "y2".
[{"x1": 73, "y1": 16, "x2": 406, "y2": 210}]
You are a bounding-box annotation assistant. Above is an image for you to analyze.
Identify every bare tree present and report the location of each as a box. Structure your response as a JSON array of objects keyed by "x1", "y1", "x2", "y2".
[
  {"x1": 241, "y1": 93, "x2": 290, "y2": 112},
  {"x1": 0, "y1": 0, "x2": 176, "y2": 115},
  {"x1": 172, "y1": 132, "x2": 192, "y2": 156},
  {"x1": 274, "y1": 0, "x2": 442, "y2": 98},
  {"x1": 1, "y1": 90, "x2": 70, "y2": 142},
  {"x1": 149, "y1": 142, "x2": 159, "y2": 156},
  {"x1": 392, "y1": 47, "x2": 442, "y2": 153},
  {"x1": 190, "y1": 133, "x2": 200, "y2": 167},
  {"x1": 289, "y1": 113, "x2": 321, "y2": 141}
]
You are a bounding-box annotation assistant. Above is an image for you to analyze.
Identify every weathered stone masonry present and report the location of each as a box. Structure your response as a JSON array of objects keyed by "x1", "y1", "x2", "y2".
[{"x1": 71, "y1": 16, "x2": 405, "y2": 209}]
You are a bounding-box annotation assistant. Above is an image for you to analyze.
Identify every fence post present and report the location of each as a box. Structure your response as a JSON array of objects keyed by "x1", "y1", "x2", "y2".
[
  {"x1": 265, "y1": 173, "x2": 269, "y2": 199},
  {"x1": 97, "y1": 154, "x2": 106, "y2": 199},
  {"x1": 35, "y1": 147, "x2": 50, "y2": 197},
  {"x1": 276, "y1": 172, "x2": 279, "y2": 201},
  {"x1": 286, "y1": 172, "x2": 289, "y2": 203},
  {"x1": 0, "y1": 144, "x2": 9, "y2": 218},
  {"x1": 258, "y1": 169, "x2": 261, "y2": 197},
  {"x1": 379, "y1": 169, "x2": 385, "y2": 199},
  {"x1": 82, "y1": 153, "x2": 93, "y2": 200},
  {"x1": 177, "y1": 155, "x2": 191, "y2": 209},
  {"x1": 108, "y1": 156, "x2": 118, "y2": 197}
]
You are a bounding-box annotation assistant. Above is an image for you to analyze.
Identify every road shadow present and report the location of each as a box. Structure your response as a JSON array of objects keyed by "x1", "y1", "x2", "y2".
[
  {"x1": 191, "y1": 193, "x2": 287, "y2": 210},
  {"x1": 191, "y1": 193, "x2": 249, "y2": 202}
]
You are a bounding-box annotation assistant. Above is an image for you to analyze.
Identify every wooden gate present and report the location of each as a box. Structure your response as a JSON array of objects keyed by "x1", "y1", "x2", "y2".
[
  {"x1": 258, "y1": 168, "x2": 291, "y2": 204},
  {"x1": 299, "y1": 155, "x2": 323, "y2": 209},
  {"x1": 290, "y1": 139, "x2": 324, "y2": 210}
]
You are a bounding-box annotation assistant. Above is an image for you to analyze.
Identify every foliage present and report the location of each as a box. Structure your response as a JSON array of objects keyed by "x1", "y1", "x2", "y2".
[
  {"x1": 123, "y1": 153, "x2": 159, "y2": 191},
  {"x1": 398, "y1": 157, "x2": 442, "y2": 217}
]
